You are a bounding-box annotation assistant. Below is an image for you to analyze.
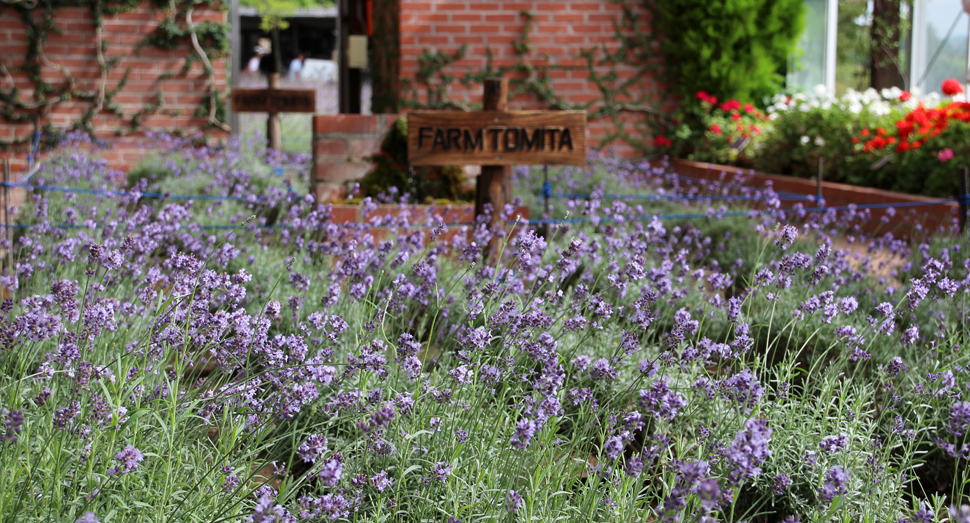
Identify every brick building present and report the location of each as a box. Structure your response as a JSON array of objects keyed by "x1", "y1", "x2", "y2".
[
  {"x1": 2, "y1": 1, "x2": 663, "y2": 182},
  {"x1": 396, "y1": 0, "x2": 664, "y2": 155},
  {"x1": 0, "y1": 2, "x2": 228, "y2": 173},
  {"x1": 311, "y1": 0, "x2": 665, "y2": 201}
]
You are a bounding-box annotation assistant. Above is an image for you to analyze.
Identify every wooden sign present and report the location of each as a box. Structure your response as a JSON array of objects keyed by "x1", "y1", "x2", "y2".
[
  {"x1": 231, "y1": 88, "x2": 316, "y2": 113},
  {"x1": 407, "y1": 111, "x2": 587, "y2": 166}
]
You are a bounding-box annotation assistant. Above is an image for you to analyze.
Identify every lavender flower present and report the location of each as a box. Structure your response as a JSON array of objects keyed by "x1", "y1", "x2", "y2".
[
  {"x1": 724, "y1": 418, "x2": 772, "y2": 485},
  {"x1": 720, "y1": 369, "x2": 764, "y2": 411},
  {"x1": 950, "y1": 505, "x2": 970, "y2": 523},
  {"x1": 370, "y1": 470, "x2": 394, "y2": 492},
  {"x1": 297, "y1": 434, "x2": 328, "y2": 464},
  {"x1": 75, "y1": 513, "x2": 99, "y2": 523},
  {"x1": 108, "y1": 445, "x2": 144, "y2": 476},
  {"x1": 819, "y1": 465, "x2": 849, "y2": 504},
  {"x1": 506, "y1": 490, "x2": 523, "y2": 513},
  {"x1": 819, "y1": 434, "x2": 849, "y2": 454},
  {"x1": 773, "y1": 474, "x2": 791, "y2": 495},
  {"x1": 1, "y1": 409, "x2": 24, "y2": 443},
  {"x1": 432, "y1": 461, "x2": 452, "y2": 481},
  {"x1": 589, "y1": 358, "x2": 617, "y2": 381},
  {"x1": 247, "y1": 491, "x2": 297, "y2": 523},
  {"x1": 902, "y1": 325, "x2": 920, "y2": 346},
  {"x1": 638, "y1": 379, "x2": 687, "y2": 422},
  {"x1": 948, "y1": 401, "x2": 970, "y2": 436},
  {"x1": 776, "y1": 225, "x2": 798, "y2": 249},
  {"x1": 511, "y1": 418, "x2": 538, "y2": 450},
  {"x1": 603, "y1": 434, "x2": 625, "y2": 461},
  {"x1": 318, "y1": 459, "x2": 343, "y2": 487}
]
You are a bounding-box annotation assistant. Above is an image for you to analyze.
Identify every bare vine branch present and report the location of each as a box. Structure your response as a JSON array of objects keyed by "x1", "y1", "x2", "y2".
[{"x1": 186, "y1": 5, "x2": 230, "y2": 132}]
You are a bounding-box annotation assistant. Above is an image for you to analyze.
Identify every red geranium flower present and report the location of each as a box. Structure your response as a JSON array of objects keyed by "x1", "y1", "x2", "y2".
[
  {"x1": 709, "y1": 124, "x2": 722, "y2": 135},
  {"x1": 899, "y1": 91, "x2": 912, "y2": 102},
  {"x1": 942, "y1": 79, "x2": 965, "y2": 96},
  {"x1": 653, "y1": 135, "x2": 672, "y2": 147},
  {"x1": 744, "y1": 103, "x2": 755, "y2": 113},
  {"x1": 696, "y1": 90, "x2": 710, "y2": 100}
]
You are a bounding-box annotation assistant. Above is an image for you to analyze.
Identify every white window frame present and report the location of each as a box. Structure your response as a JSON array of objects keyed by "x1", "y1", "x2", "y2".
[
  {"x1": 908, "y1": 0, "x2": 970, "y2": 93},
  {"x1": 824, "y1": 0, "x2": 839, "y2": 92}
]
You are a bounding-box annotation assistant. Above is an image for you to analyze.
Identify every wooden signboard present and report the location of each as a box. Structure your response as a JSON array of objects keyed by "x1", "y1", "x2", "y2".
[
  {"x1": 231, "y1": 88, "x2": 316, "y2": 114},
  {"x1": 407, "y1": 111, "x2": 587, "y2": 166}
]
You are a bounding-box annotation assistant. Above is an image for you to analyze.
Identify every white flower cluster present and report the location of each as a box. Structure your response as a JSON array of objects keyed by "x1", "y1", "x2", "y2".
[{"x1": 765, "y1": 84, "x2": 959, "y2": 119}]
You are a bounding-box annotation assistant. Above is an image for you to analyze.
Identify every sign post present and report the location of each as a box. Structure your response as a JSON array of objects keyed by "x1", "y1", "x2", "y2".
[
  {"x1": 407, "y1": 78, "x2": 586, "y2": 257},
  {"x1": 231, "y1": 81, "x2": 316, "y2": 151}
]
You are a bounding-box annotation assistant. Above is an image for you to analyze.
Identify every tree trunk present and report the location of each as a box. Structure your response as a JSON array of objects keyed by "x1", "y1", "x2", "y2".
[
  {"x1": 371, "y1": 0, "x2": 400, "y2": 113},
  {"x1": 870, "y1": 0, "x2": 904, "y2": 90}
]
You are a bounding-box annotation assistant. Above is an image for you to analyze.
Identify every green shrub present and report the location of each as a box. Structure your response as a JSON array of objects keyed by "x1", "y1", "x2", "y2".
[
  {"x1": 358, "y1": 118, "x2": 471, "y2": 203},
  {"x1": 752, "y1": 90, "x2": 906, "y2": 186},
  {"x1": 659, "y1": 94, "x2": 770, "y2": 165},
  {"x1": 651, "y1": 0, "x2": 805, "y2": 104}
]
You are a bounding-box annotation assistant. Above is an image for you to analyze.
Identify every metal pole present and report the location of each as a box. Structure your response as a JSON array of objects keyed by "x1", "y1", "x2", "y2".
[
  {"x1": 541, "y1": 164, "x2": 550, "y2": 239},
  {"x1": 816, "y1": 156, "x2": 824, "y2": 204},
  {"x1": 2, "y1": 159, "x2": 10, "y2": 270},
  {"x1": 228, "y1": 0, "x2": 241, "y2": 134},
  {"x1": 959, "y1": 166, "x2": 969, "y2": 235}
]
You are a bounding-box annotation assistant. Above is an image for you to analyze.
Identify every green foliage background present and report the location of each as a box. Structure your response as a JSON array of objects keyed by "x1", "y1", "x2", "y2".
[{"x1": 652, "y1": 0, "x2": 807, "y2": 104}]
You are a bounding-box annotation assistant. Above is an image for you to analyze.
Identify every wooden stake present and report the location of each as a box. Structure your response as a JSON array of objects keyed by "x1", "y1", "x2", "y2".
[
  {"x1": 959, "y1": 167, "x2": 969, "y2": 235},
  {"x1": 2, "y1": 159, "x2": 10, "y2": 270},
  {"x1": 475, "y1": 78, "x2": 509, "y2": 259},
  {"x1": 267, "y1": 73, "x2": 282, "y2": 151},
  {"x1": 816, "y1": 157, "x2": 824, "y2": 204},
  {"x1": 540, "y1": 164, "x2": 550, "y2": 239}
]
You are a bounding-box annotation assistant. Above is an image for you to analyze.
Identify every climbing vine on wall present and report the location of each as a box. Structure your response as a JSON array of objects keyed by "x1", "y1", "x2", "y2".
[
  {"x1": 399, "y1": 2, "x2": 667, "y2": 154},
  {"x1": 0, "y1": 0, "x2": 230, "y2": 150}
]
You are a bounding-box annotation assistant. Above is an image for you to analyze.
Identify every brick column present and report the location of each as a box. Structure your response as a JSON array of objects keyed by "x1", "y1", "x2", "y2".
[{"x1": 311, "y1": 113, "x2": 403, "y2": 202}]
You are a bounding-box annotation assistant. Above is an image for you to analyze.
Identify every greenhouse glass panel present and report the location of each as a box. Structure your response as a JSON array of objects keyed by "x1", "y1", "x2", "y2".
[
  {"x1": 790, "y1": 0, "x2": 831, "y2": 91},
  {"x1": 913, "y1": 0, "x2": 968, "y2": 94}
]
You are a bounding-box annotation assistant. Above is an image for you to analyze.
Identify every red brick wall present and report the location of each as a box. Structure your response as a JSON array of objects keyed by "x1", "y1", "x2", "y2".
[
  {"x1": 312, "y1": 114, "x2": 404, "y2": 202},
  {"x1": 0, "y1": 2, "x2": 227, "y2": 174},
  {"x1": 398, "y1": 0, "x2": 666, "y2": 156}
]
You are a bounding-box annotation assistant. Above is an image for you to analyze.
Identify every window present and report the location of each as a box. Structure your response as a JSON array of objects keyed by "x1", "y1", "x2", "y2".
[{"x1": 911, "y1": 0, "x2": 968, "y2": 94}]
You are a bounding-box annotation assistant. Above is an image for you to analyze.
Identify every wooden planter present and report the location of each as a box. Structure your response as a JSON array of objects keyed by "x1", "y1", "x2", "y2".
[{"x1": 672, "y1": 159, "x2": 960, "y2": 239}]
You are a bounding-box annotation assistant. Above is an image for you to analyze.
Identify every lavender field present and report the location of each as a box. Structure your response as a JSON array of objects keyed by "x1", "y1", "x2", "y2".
[{"x1": 1, "y1": 135, "x2": 969, "y2": 523}]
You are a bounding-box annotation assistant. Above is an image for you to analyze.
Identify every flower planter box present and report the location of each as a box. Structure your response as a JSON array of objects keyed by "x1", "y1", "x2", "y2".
[{"x1": 671, "y1": 159, "x2": 961, "y2": 239}]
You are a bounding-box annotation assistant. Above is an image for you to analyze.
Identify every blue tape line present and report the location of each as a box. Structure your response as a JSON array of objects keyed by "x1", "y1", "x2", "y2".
[
  {"x1": 657, "y1": 169, "x2": 808, "y2": 199},
  {"x1": 5, "y1": 196, "x2": 965, "y2": 231},
  {"x1": 1, "y1": 181, "x2": 284, "y2": 203},
  {"x1": 549, "y1": 193, "x2": 811, "y2": 202},
  {"x1": 27, "y1": 131, "x2": 40, "y2": 169},
  {"x1": 525, "y1": 196, "x2": 966, "y2": 225}
]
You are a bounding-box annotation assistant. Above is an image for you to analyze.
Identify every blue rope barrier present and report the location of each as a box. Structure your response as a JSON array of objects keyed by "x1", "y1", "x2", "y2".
[
  {"x1": 5, "y1": 195, "x2": 965, "y2": 231},
  {"x1": 548, "y1": 192, "x2": 812, "y2": 202},
  {"x1": 27, "y1": 131, "x2": 40, "y2": 170},
  {"x1": 653, "y1": 167, "x2": 810, "y2": 199},
  {"x1": 1, "y1": 181, "x2": 280, "y2": 203},
  {"x1": 525, "y1": 196, "x2": 968, "y2": 225},
  {"x1": 541, "y1": 181, "x2": 552, "y2": 200}
]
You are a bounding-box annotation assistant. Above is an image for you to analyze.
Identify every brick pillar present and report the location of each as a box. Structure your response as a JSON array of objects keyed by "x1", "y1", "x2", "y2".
[{"x1": 311, "y1": 113, "x2": 404, "y2": 202}]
